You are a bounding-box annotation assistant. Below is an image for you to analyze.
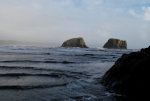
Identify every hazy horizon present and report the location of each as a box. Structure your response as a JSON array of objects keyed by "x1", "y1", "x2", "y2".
[{"x1": 0, "y1": 0, "x2": 150, "y2": 49}]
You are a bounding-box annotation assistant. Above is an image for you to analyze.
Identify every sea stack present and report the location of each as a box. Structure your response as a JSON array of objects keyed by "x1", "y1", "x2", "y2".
[
  {"x1": 103, "y1": 38, "x2": 127, "y2": 49},
  {"x1": 101, "y1": 46, "x2": 150, "y2": 100},
  {"x1": 61, "y1": 37, "x2": 88, "y2": 48}
]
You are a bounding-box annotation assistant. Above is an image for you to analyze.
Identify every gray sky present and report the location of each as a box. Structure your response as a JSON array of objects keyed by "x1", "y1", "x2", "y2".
[{"x1": 0, "y1": 0, "x2": 150, "y2": 49}]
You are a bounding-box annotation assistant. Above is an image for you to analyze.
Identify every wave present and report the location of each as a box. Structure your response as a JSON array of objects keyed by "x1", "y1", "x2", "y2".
[
  {"x1": 0, "y1": 66, "x2": 81, "y2": 73},
  {"x1": 0, "y1": 83, "x2": 68, "y2": 90},
  {"x1": 75, "y1": 54, "x2": 95, "y2": 56},
  {"x1": 0, "y1": 66, "x2": 91, "y2": 78},
  {"x1": 0, "y1": 73, "x2": 80, "y2": 79},
  {"x1": 0, "y1": 60, "x2": 75, "y2": 64},
  {"x1": 0, "y1": 52, "x2": 52, "y2": 55},
  {"x1": 0, "y1": 73, "x2": 61, "y2": 77}
]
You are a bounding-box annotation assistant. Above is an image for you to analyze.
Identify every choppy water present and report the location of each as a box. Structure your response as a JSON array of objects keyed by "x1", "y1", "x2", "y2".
[{"x1": 0, "y1": 46, "x2": 134, "y2": 101}]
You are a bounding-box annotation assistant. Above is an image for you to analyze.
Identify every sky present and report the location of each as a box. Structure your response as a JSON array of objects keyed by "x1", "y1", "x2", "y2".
[{"x1": 0, "y1": 0, "x2": 150, "y2": 49}]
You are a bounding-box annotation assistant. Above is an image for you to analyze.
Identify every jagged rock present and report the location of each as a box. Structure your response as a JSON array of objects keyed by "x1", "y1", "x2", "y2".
[
  {"x1": 61, "y1": 37, "x2": 88, "y2": 48},
  {"x1": 101, "y1": 46, "x2": 150, "y2": 100},
  {"x1": 103, "y1": 38, "x2": 127, "y2": 49}
]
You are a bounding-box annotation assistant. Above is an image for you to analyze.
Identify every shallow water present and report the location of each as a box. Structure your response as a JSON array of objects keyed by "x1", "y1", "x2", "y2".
[{"x1": 0, "y1": 46, "x2": 134, "y2": 101}]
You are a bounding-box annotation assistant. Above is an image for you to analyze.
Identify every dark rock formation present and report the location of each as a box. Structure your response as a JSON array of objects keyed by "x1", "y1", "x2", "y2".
[
  {"x1": 103, "y1": 38, "x2": 127, "y2": 49},
  {"x1": 61, "y1": 37, "x2": 88, "y2": 48},
  {"x1": 101, "y1": 46, "x2": 150, "y2": 100}
]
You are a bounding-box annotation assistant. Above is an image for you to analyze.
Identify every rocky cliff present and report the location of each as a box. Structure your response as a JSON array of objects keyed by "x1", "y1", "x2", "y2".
[
  {"x1": 101, "y1": 46, "x2": 150, "y2": 100},
  {"x1": 103, "y1": 38, "x2": 127, "y2": 49},
  {"x1": 61, "y1": 37, "x2": 88, "y2": 48}
]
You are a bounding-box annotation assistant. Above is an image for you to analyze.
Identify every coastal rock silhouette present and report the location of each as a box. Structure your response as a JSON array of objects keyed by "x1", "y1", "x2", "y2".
[
  {"x1": 61, "y1": 37, "x2": 88, "y2": 48},
  {"x1": 101, "y1": 46, "x2": 150, "y2": 100},
  {"x1": 103, "y1": 38, "x2": 127, "y2": 49}
]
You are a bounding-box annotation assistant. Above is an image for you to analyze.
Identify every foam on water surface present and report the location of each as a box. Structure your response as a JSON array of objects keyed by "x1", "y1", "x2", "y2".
[{"x1": 0, "y1": 46, "x2": 135, "y2": 101}]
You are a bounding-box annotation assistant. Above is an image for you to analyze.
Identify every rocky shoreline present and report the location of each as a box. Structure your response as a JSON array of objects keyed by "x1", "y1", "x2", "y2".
[{"x1": 101, "y1": 46, "x2": 150, "y2": 100}]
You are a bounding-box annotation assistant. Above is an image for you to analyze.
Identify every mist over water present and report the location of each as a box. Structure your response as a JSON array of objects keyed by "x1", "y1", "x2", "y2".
[
  {"x1": 0, "y1": 0, "x2": 150, "y2": 49},
  {"x1": 0, "y1": 46, "x2": 135, "y2": 101}
]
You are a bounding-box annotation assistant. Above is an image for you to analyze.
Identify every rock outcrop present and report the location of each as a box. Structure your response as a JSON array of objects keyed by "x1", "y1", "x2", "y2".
[
  {"x1": 61, "y1": 37, "x2": 88, "y2": 48},
  {"x1": 101, "y1": 46, "x2": 150, "y2": 100},
  {"x1": 103, "y1": 38, "x2": 127, "y2": 49}
]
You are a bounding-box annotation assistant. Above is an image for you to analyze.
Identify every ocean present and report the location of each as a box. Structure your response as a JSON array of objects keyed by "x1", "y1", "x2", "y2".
[{"x1": 0, "y1": 46, "x2": 135, "y2": 101}]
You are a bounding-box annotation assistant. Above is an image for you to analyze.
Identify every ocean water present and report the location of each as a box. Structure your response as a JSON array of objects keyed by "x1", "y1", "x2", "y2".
[{"x1": 0, "y1": 46, "x2": 135, "y2": 101}]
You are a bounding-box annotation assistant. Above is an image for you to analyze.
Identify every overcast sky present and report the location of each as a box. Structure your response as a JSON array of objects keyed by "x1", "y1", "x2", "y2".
[{"x1": 0, "y1": 0, "x2": 150, "y2": 49}]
